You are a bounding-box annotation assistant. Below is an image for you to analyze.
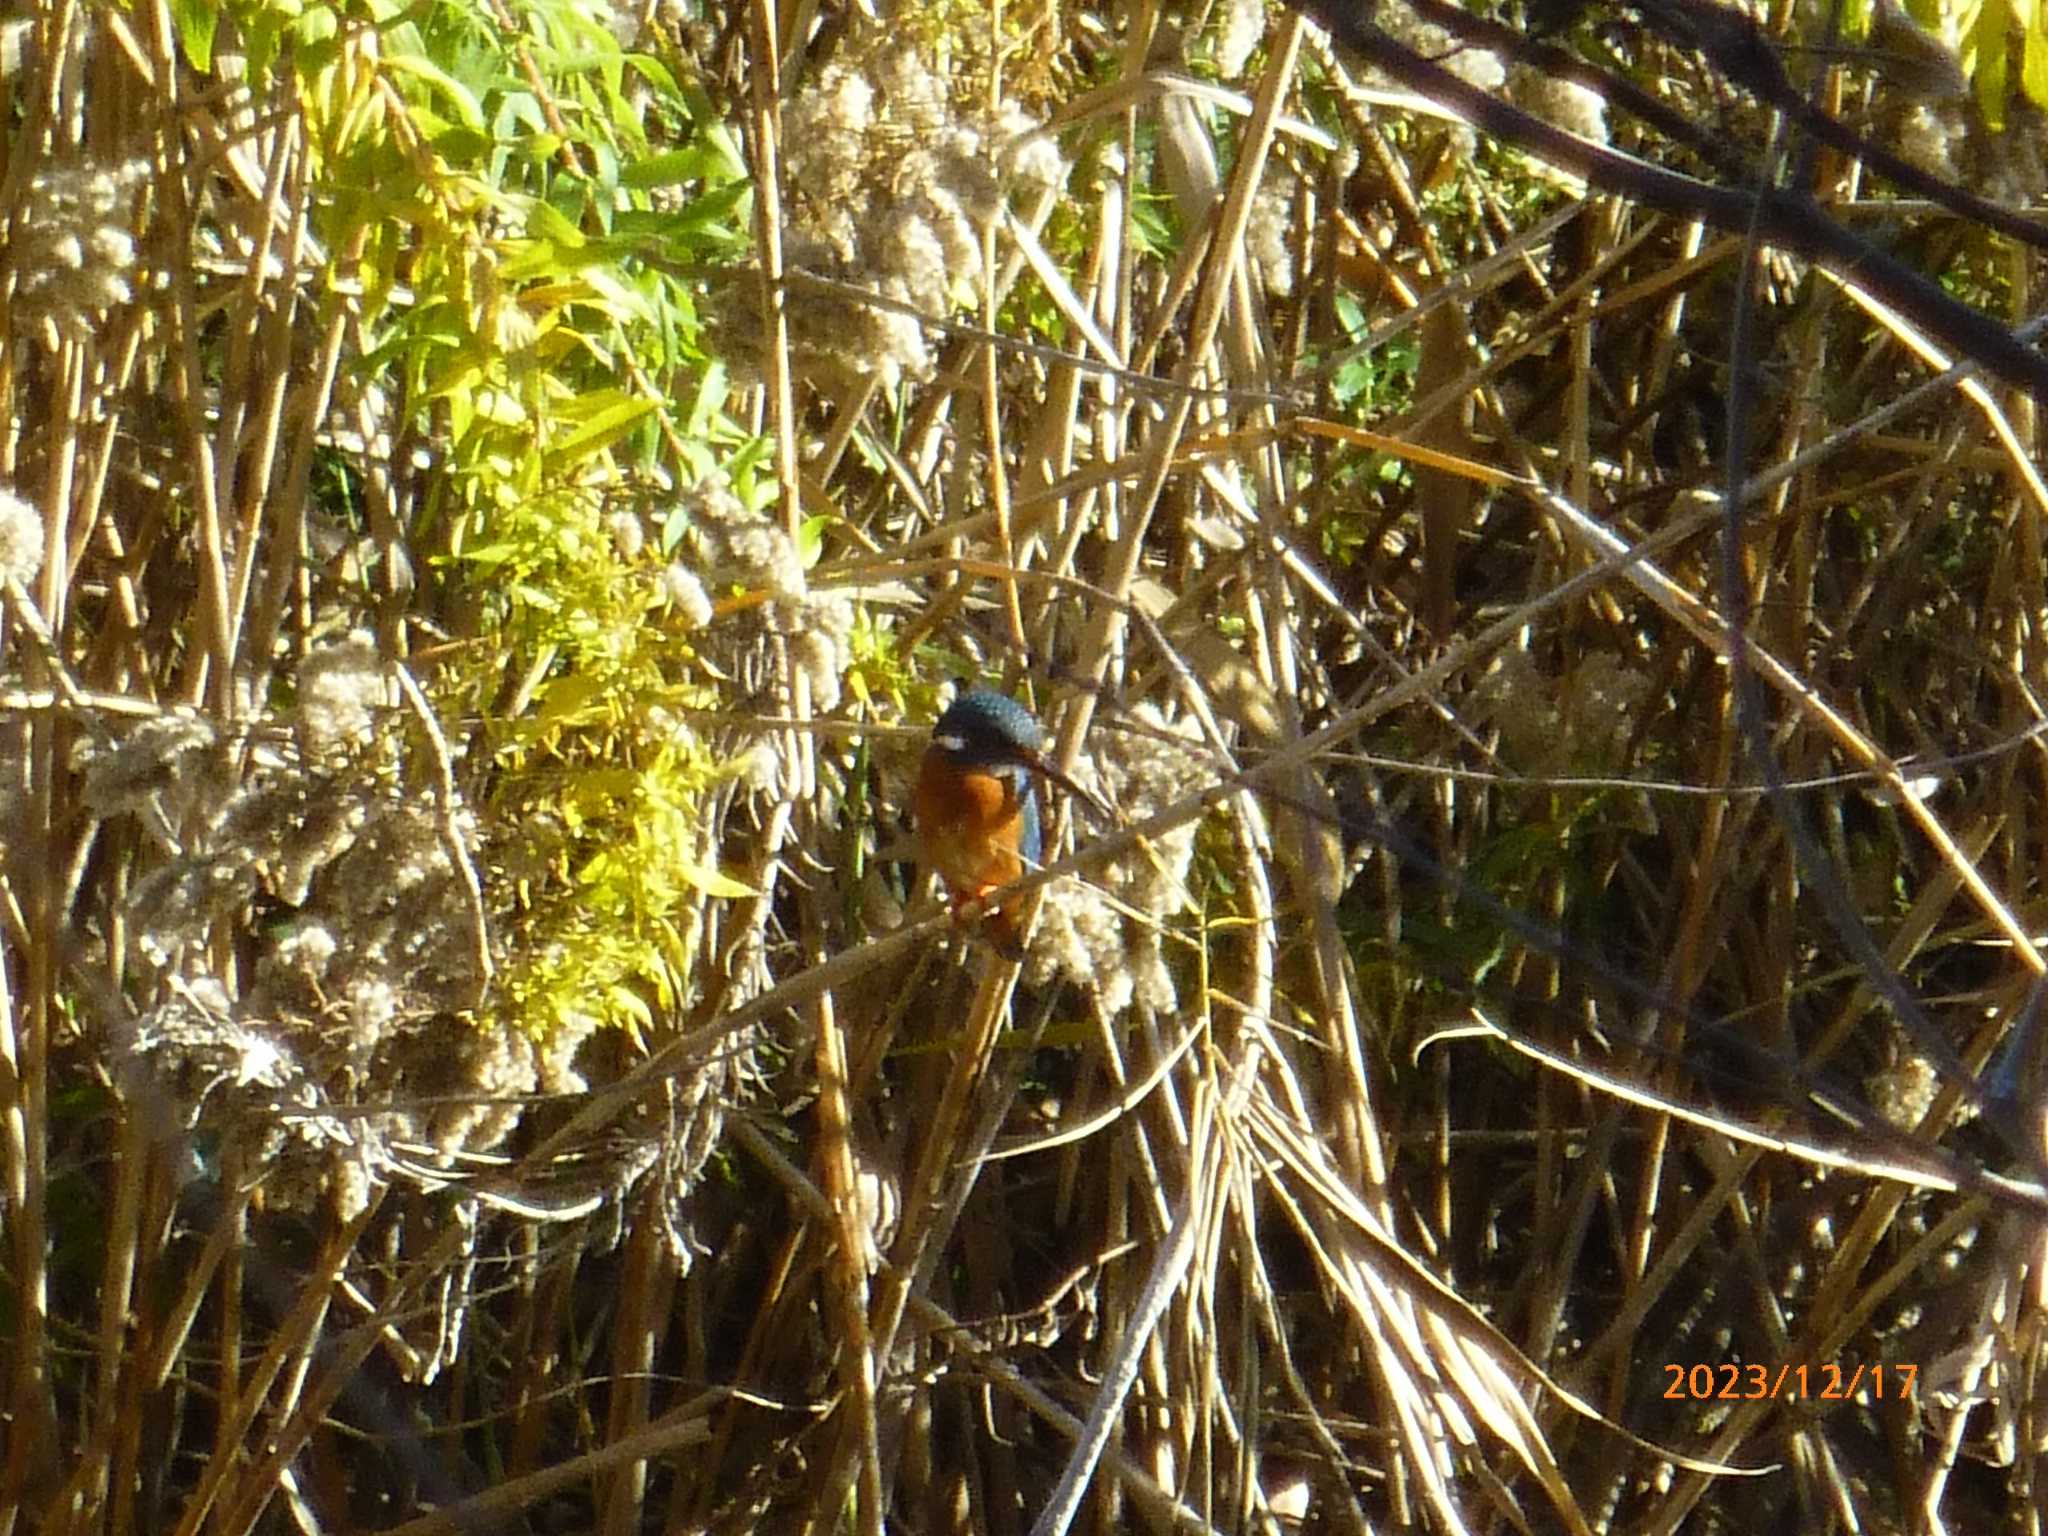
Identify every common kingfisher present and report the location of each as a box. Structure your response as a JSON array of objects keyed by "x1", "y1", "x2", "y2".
[{"x1": 915, "y1": 687, "x2": 1095, "y2": 959}]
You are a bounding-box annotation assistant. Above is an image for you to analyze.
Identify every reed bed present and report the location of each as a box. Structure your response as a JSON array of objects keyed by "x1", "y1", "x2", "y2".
[{"x1": 3, "y1": 1, "x2": 2045, "y2": 1531}]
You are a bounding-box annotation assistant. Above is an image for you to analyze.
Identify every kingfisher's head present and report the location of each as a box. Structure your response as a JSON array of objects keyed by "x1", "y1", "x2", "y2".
[
  {"x1": 927, "y1": 687, "x2": 1046, "y2": 771},
  {"x1": 924, "y1": 685, "x2": 1112, "y2": 824}
]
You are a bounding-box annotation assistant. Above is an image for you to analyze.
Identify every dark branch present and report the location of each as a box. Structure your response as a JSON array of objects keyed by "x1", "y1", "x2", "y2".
[{"x1": 1290, "y1": 0, "x2": 2048, "y2": 402}]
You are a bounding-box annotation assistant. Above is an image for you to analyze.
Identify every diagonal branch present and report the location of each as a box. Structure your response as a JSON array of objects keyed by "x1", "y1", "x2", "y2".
[{"x1": 1289, "y1": 0, "x2": 2048, "y2": 400}]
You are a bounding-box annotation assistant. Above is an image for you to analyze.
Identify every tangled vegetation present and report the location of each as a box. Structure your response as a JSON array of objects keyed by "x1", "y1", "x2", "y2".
[{"x1": 6, "y1": 0, "x2": 2048, "y2": 1531}]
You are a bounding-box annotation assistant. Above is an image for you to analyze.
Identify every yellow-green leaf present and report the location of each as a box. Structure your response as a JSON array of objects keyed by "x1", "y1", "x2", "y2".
[
  {"x1": 382, "y1": 51, "x2": 485, "y2": 132},
  {"x1": 675, "y1": 858, "x2": 756, "y2": 899},
  {"x1": 546, "y1": 393, "x2": 657, "y2": 467},
  {"x1": 171, "y1": 0, "x2": 217, "y2": 71}
]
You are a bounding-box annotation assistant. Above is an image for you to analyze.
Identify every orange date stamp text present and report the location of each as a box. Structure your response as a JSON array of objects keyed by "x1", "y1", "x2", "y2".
[{"x1": 1662, "y1": 1361, "x2": 1915, "y2": 1402}]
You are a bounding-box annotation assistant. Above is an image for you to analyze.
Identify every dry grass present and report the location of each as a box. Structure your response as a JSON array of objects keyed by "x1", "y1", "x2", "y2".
[{"x1": 5, "y1": 1, "x2": 2048, "y2": 1533}]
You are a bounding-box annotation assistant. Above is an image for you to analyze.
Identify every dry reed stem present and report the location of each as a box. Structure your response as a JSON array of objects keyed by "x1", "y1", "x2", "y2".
[{"x1": 14, "y1": 2, "x2": 2048, "y2": 1532}]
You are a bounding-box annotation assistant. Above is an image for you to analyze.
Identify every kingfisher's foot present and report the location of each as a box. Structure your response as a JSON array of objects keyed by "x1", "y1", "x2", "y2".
[{"x1": 948, "y1": 896, "x2": 1026, "y2": 962}]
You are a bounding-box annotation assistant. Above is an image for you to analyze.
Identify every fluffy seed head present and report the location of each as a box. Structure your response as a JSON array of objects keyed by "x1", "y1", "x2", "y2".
[
  {"x1": 0, "y1": 487, "x2": 45, "y2": 586},
  {"x1": 297, "y1": 634, "x2": 387, "y2": 754}
]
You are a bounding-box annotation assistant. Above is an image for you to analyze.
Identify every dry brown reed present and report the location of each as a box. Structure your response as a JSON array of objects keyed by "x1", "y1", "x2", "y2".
[{"x1": 6, "y1": 1, "x2": 2048, "y2": 1533}]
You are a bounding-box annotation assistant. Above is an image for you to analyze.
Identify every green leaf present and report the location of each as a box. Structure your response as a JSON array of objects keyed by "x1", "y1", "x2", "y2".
[
  {"x1": 674, "y1": 858, "x2": 757, "y2": 899},
  {"x1": 171, "y1": 0, "x2": 218, "y2": 71},
  {"x1": 382, "y1": 50, "x2": 485, "y2": 132},
  {"x1": 458, "y1": 539, "x2": 519, "y2": 568},
  {"x1": 2020, "y1": 0, "x2": 2048, "y2": 106},
  {"x1": 537, "y1": 673, "x2": 610, "y2": 724},
  {"x1": 660, "y1": 181, "x2": 753, "y2": 240},
  {"x1": 686, "y1": 361, "x2": 729, "y2": 437},
  {"x1": 607, "y1": 983, "x2": 654, "y2": 1031},
  {"x1": 620, "y1": 145, "x2": 737, "y2": 189},
  {"x1": 429, "y1": 125, "x2": 493, "y2": 161},
  {"x1": 493, "y1": 92, "x2": 550, "y2": 139},
  {"x1": 660, "y1": 501, "x2": 693, "y2": 552},
  {"x1": 545, "y1": 392, "x2": 657, "y2": 467},
  {"x1": 626, "y1": 51, "x2": 681, "y2": 98},
  {"x1": 1972, "y1": 0, "x2": 2010, "y2": 126},
  {"x1": 796, "y1": 514, "x2": 833, "y2": 569},
  {"x1": 1333, "y1": 289, "x2": 1368, "y2": 340},
  {"x1": 528, "y1": 198, "x2": 587, "y2": 248}
]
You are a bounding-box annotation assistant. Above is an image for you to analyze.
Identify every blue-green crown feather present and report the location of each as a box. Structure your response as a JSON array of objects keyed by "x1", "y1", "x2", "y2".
[{"x1": 930, "y1": 687, "x2": 1045, "y2": 766}]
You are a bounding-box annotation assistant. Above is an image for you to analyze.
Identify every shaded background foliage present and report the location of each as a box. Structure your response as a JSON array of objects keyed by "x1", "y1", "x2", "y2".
[{"x1": 6, "y1": 0, "x2": 2048, "y2": 1531}]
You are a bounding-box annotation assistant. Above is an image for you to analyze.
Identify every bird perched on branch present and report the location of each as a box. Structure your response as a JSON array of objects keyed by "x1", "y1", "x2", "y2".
[{"x1": 915, "y1": 687, "x2": 1102, "y2": 959}]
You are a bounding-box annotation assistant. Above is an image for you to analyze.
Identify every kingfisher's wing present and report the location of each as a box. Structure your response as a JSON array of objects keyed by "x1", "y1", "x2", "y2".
[{"x1": 1016, "y1": 772, "x2": 1043, "y2": 869}]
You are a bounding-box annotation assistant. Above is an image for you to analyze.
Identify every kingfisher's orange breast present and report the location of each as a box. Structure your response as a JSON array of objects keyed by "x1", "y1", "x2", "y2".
[{"x1": 915, "y1": 754, "x2": 1031, "y2": 899}]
